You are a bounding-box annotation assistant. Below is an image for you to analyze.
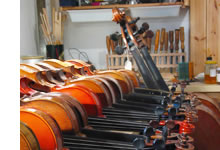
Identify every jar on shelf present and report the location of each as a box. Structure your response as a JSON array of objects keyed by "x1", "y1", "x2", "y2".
[
  {"x1": 204, "y1": 57, "x2": 217, "y2": 84},
  {"x1": 217, "y1": 67, "x2": 220, "y2": 84}
]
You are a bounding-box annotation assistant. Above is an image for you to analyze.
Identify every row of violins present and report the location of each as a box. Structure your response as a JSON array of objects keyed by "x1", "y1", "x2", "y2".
[{"x1": 20, "y1": 59, "x2": 198, "y2": 150}]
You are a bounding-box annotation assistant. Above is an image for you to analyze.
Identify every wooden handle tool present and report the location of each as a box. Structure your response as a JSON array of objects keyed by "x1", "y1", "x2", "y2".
[
  {"x1": 175, "y1": 29, "x2": 180, "y2": 52},
  {"x1": 164, "y1": 32, "x2": 168, "y2": 52},
  {"x1": 110, "y1": 39, "x2": 115, "y2": 54},
  {"x1": 154, "y1": 30, "x2": 160, "y2": 53},
  {"x1": 169, "y1": 31, "x2": 174, "y2": 52},
  {"x1": 146, "y1": 30, "x2": 154, "y2": 50},
  {"x1": 160, "y1": 28, "x2": 165, "y2": 52},
  {"x1": 180, "y1": 27, "x2": 185, "y2": 51},
  {"x1": 106, "y1": 36, "x2": 111, "y2": 54}
]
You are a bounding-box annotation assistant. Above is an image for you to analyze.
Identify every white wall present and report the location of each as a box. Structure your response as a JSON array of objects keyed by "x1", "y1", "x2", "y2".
[
  {"x1": 64, "y1": 8, "x2": 189, "y2": 70},
  {"x1": 20, "y1": 0, "x2": 39, "y2": 56}
]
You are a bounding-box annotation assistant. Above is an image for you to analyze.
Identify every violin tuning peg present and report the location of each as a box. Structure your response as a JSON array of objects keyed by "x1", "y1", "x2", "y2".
[
  {"x1": 146, "y1": 30, "x2": 154, "y2": 38},
  {"x1": 165, "y1": 120, "x2": 176, "y2": 130},
  {"x1": 149, "y1": 120, "x2": 160, "y2": 129},
  {"x1": 142, "y1": 22, "x2": 149, "y2": 31},
  {"x1": 153, "y1": 139, "x2": 166, "y2": 150},
  {"x1": 162, "y1": 96, "x2": 169, "y2": 107},
  {"x1": 168, "y1": 107, "x2": 177, "y2": 119},
  {"x1": 128, "y1": 17, "x2": 140, "y2": 25},
  {"x1": 115, "y1": 46, "x2": 126, "y2": 55},
  {"x1": 162, "y1": 126, "x2": 168, "y2": 141},
  {"x1": 132, "y1": 138, "x2": 145, "y2": 149},
  {"x1": 143, "y1": 126, "x2": 155, "y2": 142},
  {"x1": 155, "y1": 106, "x2": 165, "y2": 116}
]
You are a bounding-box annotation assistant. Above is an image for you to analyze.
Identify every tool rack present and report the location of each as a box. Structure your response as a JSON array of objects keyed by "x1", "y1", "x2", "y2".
[{"x1": 106, "y1": 52, "x2": 186, "y2": 71}]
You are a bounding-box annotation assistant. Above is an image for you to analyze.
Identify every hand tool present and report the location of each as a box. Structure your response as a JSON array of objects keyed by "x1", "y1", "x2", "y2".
[
  {"x1": 154, "y1": 30, "x2": 160, "y2": 64},
  {"x1": 106, "y1": 36, "x2": 111, "y2": 54},
  {"x1": 180, "y1": 27, "x2": 185, "y2": 62},
  {"x1": 164, "y1": 32, "x2": 169, "y2": 67},
  {"x1": 169, "y1": 31, "x2": 174, "y2": 73},
  {"x1": 146, "y1": 30, "x2": 154, "y2": 51},
  {"x1": 160, "y1": 28, "x2": 165, "y2": 68},
  {"x1": 175, "y1": 29, "x2": 180, "y2": 66}
]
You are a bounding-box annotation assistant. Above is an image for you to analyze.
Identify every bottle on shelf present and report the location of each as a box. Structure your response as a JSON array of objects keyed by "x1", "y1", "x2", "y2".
[
  {"x1": 204, "y1": 57, "x2": 217, "y2": 84},
  {"x1": 217, "y1": 67, "x2": 220, "y2": 84}
]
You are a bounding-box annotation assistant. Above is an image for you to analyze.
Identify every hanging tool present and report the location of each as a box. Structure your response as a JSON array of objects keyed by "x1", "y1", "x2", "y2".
[
  {"x1": 180, "y1": 27, "x2": 185, "y2": 62},
  {"x1": 110, "y1": 39, "x2": 116, "y2": 54},
  {"x1": 142, "y1": 30, "x2": 154, "y2": 51},
  {"x1": 164, "y1": 32, "x2": 169, "y2": 66},
  {"x1": 154, "y1": 30, "x2": 160, "y2": 64},
  {"x1": 175, "y1": 29, "x2": 180, "y2": 65},
  {"x1": 155, "y1": 30, "x2": 160, "y2": 53},
  {"x1": 169, "y1": 31, "x2": 174, "y2": 73},
  {"x1": 160, "y1": 28, "x2": 165, "y2": 53},
  {"x1": 106, "y1": 36, "x2": 111, "y2": 54},
  {"x1": 146, "y1": 30, "x2": 154, "y2": 51},
  {"x1": 160, "y1": 28, "x2": 166, "y2": 67}
]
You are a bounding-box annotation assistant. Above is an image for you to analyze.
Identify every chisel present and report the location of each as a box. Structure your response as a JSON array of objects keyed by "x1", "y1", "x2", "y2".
[
  {"x1": 110, "y1": 39, "x2": 116, "y2": 54},
  {"x1": 106, "y1": 36, "x2": 111, "y2": 54},
  {"x1": 160, "y1": 28, "x2": 165, "y2": 53},
  {"x1": 175, "y1": 29, "x2": 180, "y2": 66},
  {"x1": 180, "y1": 27, "x2": 185, "y2": 62},
  {"x1": 164, "y1": 32, "x2": 168, "y2": 66},
  {"x1": 146, "y1": 30, "x2": 154, "y2": 51},
  {"x1": 169, "y1": 31, "x2": 174, "y2": 73},
  {"x1": 155, "y1": 30, "x2": 160, "y2": 53},
  {"x1": 154, "y1": 30, "x2": 160, "y2": 64},
  {"x1": 159, "y1": 28, "x2": 165, "y2": 69}
]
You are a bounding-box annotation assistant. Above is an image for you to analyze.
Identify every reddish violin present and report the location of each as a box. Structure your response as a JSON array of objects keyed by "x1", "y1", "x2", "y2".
[{"x1": 20, "y1": 107, "x2": 63, "y2": 150}]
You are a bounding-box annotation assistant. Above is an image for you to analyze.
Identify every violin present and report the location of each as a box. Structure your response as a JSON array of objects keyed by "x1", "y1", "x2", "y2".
[
  {"x1": 20, "y1": 75, "x2": 103, "y2": 117},
  {"x1": 20, "y1": 65, "x2": 111, "y2": 116},
  {"x1": 112, "y1": 7, "x2": 169, "y2": 92},
  {"x1": 20, "y1": 121, "x2": 40, "y2": 150},
  {"x1": 36, "y1": 62, "x2": 67, "y2": 83},
  {"x1": 20, "y1": 62, "x2": 198, "y2": 149},
  {"x1": 20, "y1": 107, "x2": 63, "y2": 150},
  {"x1": 21, "y1": 93, "x2": 81, "y2": 135},
  {"x1": 66, "y1": 59, "x2": 140, "y2": 91}
]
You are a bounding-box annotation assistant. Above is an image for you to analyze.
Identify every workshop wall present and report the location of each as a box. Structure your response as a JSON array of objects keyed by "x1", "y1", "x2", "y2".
[
  {"x1": 20, "y1": 0, "x2": 39, "y2": 57},
  {"x1": 63, "y1": 8, "x2": 189, "y2": 70}
]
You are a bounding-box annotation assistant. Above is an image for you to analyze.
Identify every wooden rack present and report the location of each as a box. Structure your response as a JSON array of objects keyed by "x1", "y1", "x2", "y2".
[{"x1": 106, "y1": 52, "x2": 186, "y2": 71}]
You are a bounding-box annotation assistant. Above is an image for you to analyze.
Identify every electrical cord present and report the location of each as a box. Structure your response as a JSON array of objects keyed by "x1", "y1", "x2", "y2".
[
  {"x1": 68, "y1": 48, "x2": 96, "y2": 70},
  {"x1": 68, "y1": 48, "x2": 89, "y2": 61}
]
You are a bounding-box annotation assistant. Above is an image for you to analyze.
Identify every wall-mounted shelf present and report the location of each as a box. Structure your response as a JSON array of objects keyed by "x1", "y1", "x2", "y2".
[
  {"x1": 62, "y1": 2, "x2": 184, "y2": 23},
  {"x1": 61, "y1": 2, "x2": 183, "y2": 11}
]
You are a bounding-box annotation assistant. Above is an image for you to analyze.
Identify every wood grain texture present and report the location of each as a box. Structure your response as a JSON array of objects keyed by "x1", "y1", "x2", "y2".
[
  {"x1": 207, "y1": 0, "x2": 220, "y2": 64},
  {"x1": 190, "y1": 0, "x2": 207, "y2": 76},
  {"x1": 190, "y1": 0, "x2": 220, "y2": 75},
  {"x1": 218, "y1": 0, "x2": 220, "y2": 66}
]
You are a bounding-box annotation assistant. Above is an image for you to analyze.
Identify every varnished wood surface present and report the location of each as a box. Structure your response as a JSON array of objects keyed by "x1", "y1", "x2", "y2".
[
  {"x1": 207, "y1": 0, "x2": 220, "y2": 66},
  {"x1": 190, "y1": 0, "x2": 220, "y2": 75},
  {"x1": 192, "y1": 104, "x2": 220, "y2": 150},
  {"x1": 190, "y1": 0, "x2": 207, "y2": 76},
  {"x1": 175, "y1": 82, "x2": 220, "y2": 93},
  {"x1": 60, "y1": 2, "x2": 183, "y2": 11}
]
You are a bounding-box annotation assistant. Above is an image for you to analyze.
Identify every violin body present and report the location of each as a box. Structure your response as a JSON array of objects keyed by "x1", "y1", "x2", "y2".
[
  {"x1": 20, "y1": 107, "x2": 63, "y2": 150},
  {"x1": 20, "y1": 122, "x2": 40, "y2": 150},
  {"x1": 51, "y1": 84, "x2": 103, "y2": 117},
  {"x1": 21, "y1": 93, "x2": 80, "y2": 134}
]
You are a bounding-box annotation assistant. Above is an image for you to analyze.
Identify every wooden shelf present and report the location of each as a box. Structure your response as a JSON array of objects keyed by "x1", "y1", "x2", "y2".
[
  {"x1": 60, "y1": 2, "x2": 183, "y2": 11},
  {"x1": 176, "y1": 82, "x2": 220, "y2": 93},
  {"x1": 64, "y1": 2, "x2": 184, "y2": 23}
]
